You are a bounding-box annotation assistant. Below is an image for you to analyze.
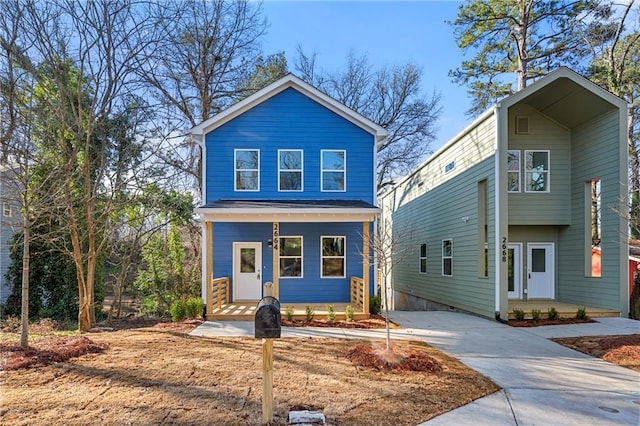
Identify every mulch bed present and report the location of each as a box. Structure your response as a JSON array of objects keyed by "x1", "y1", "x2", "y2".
[
  {"x1": 282, "y1": 315, "x2": 399, "y2": 329},
  {"x1": 509, "y1": 318, "x2": 597, "y2": 327},
  {"x1": 346, "y1": 342, "x2": 442, "y2": 372}
]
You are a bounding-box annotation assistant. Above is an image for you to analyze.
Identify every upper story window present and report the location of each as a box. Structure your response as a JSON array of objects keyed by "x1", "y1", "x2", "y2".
[
  {"x1": 442, "y1": 239, "x2": 453, "y2": 277},
  {"x1": 278, "y1": 150, "x2": 303, "y2": 191},
  {"x1": 234, "y1": 149, "x2": 259, "y2": 191},
  {"x1": 321, "y1": 236, "x2": 345, "y2": 278},
  {"x1": 419, "y1": 243, "x2": 427, "y2": 274},
  {"x1": 280, "y1": 236, "x2": 303, "y2": 278},
  {"x1": 525, "y1": 150, "x2": 550, "y2": 192},
  {"x1": 2, "y1": 202, "x2": 11, "y2": 217},
  {"x1": 508, "y1": 150, "x2": 521, "y2": 192},
  {"x1": 444, "y1": 161, "x2": 455, "y2": 173},
  {"x1": 321, "y1": 150, "x2": 345, "y2": 192}
]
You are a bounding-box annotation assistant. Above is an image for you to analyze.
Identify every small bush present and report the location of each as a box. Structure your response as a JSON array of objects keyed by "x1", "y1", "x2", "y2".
[
  {"x1": 512, "y1": 308, "x2": 525, "y2": 321},
  {"x1": 369, "y1": 295, "x2": 382, "y2": 315},
  {"x1": 345, "y1": 305, "x2": 355, "y2": 322},
  {"x1": 185, "y1": 297, "x2": 204, "y2": 319},
  {"x1": 170, "y1": 300, "x2": 188, "y2": 322},
  {"x1": 576, "y1": 307, "x2": 588, "y2": 320},
  {"x1": 140, "y1": 296, "x2": 160, "y2": 318},
  {"x1": 305, "y1": 305, "x2": 315, "y2": 321},
  {"x1": 547, "y1": 307, "x2": 559, "y2": 321},
  {"x1": 326, "y1": 304, "x2": 336, "y2": 321},
  {"x1": 1, "y1": 315, "x2": 20, "y2": 332},
  {"x1": 284, "y1": 306, "x2": 294, "y2": 321},
  {"x1": 531, "y1": 308, "x2": 541, "y2": 322}
]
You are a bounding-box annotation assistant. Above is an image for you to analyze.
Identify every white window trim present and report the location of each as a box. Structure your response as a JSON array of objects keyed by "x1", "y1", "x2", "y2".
[
  {"x1": 320, "y1": 149, "x2": 346, "y2": 192},
  {"x1": 507, "y1": 149, "x2": 521, "y2": 193},
  {"x1": 234, "y1": 148, "x2": 260, "y2": 192},
  {"x1": 279, "y1": 235, "x2": 303, "y2": 279},
  {"x1": 524, "y1": 150, "x2": 550, "y2": 193},
  {"x1": 320, "y1": 235, "x2": 346, "y2": 278},
  {"x1": 442, "y1": 239, "x2": 453, "y2": 277},
  {"x1": 2, "y1": 202, "x2": 11, "y2": 217},
  {"x1": 419, "y1": 243, "x2": 427, "y2": 274},
  {"x1": 278, "y1": 149, "x2": 303, "y2": 192}
]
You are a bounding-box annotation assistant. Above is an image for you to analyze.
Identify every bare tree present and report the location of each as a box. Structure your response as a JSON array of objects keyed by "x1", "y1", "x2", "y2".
[{"x1": 295, "y1": 48, "x2": 441, "y2": 190}]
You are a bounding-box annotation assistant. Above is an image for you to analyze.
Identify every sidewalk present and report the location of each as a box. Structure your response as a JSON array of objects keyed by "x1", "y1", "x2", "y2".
[{"x1": 190, "y1": 312, "x2": 640, "y2": 425}]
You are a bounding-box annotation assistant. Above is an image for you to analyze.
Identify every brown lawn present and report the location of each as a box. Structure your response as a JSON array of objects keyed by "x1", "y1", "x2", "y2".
[{"x1": 0, "y1": 320, "x2": 498, "y2": 426}]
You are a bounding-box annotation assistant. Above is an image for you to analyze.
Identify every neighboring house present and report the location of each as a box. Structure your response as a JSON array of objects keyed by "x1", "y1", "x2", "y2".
[
  {"x1": 0, "y1": 163, "x2": 21, "y2": 305},
  {"x1": 191, "y1": 74, "x2": 387, "y2": 318},
  {"x1": 628, "y1": 240, "x2": 640, "y2": 295},
  {"x1": 381, "y1": 67, "x2": 629, "y2": 320}
]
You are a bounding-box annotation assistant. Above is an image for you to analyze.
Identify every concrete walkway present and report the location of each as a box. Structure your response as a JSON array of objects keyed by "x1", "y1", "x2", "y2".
[{"x1": 190, "y1": 312, "x2": 640, "y2": 426}]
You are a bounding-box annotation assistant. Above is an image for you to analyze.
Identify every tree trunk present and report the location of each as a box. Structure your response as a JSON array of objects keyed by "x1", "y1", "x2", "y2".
[{"x1": 20, "y1": 214, "x2": 30, "y2": 348}]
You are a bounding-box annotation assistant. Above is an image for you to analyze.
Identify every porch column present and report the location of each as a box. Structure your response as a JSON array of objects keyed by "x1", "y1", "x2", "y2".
[
  {"x1": 272, "y1": 222, "x2": 279, "y2": 298},
  {"x1": 363, "y1": 222, "x2": 370, "y2": 314},
  {"x1": 205, "y1": 221, "x2": 214, "y2": 318}
]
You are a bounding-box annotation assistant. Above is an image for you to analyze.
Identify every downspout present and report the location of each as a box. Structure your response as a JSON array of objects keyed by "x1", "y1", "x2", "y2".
[{"x1": 493, "y1": 105, "x2": 508, "y2": 323}]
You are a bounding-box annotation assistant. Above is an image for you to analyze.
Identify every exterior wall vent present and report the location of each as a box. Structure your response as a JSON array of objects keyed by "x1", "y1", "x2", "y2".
[{"x1": 516, "y1": 116, "x2": 529, "y2": 134}]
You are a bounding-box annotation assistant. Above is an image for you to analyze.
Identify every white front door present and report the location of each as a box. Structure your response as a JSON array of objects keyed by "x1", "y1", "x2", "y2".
[
  {"x1": 527, "y1": 243, "x2": 554, "y2": 299},
  {"x1": 233, "y1": 242, "x2": 262, "y2": 301},
  {"x1": 508, "y1": 243, "x2": 522, "y2": 299}
]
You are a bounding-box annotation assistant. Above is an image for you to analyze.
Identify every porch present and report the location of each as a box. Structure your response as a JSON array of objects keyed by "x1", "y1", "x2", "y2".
[
  {"x1": 508, "y1": 299, "x2": 620, "y2": 320},
  {"x1": 205, "y1": 276, "x2": 371, "y2": 321}
]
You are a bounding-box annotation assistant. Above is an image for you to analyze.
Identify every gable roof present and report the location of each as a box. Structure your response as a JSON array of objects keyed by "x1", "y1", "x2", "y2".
[{"x1": 190, "y1": 73, "x2": 388, "y2": 144}]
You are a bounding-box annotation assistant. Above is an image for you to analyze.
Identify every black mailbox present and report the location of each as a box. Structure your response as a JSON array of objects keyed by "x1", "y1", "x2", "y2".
[{"x1": 255, "y1": 296, "x2": 281, "y2": 338}]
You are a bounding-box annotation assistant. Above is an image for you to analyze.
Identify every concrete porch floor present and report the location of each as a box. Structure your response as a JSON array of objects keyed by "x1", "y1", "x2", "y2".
[{"x1": 508, "y1": 299, "x2": 620, "y2": 319}]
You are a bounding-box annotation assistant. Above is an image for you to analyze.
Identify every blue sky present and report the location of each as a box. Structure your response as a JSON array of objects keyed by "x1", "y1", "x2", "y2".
[{"x1": 261, "y1": 0, "x2": 472, "y2": 150}]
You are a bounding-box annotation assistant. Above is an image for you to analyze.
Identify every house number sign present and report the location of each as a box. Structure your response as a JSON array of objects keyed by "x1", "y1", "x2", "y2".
[
  {"x1": 272, "y1": 223, "x2": 279, "y2": 251},
  {"x1": 501, "y1": 237, "x2": 508, "y2": 262}
]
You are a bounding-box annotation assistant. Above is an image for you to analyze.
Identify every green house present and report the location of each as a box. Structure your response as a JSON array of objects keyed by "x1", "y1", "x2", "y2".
[{"x1": 381, "y1": 67, "x2": 629, "y2": 320}]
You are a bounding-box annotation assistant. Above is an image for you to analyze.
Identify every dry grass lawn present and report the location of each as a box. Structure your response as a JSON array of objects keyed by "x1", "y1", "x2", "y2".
[{"x1": 0, "y1": 322, "x2": 498, "y2": 426}]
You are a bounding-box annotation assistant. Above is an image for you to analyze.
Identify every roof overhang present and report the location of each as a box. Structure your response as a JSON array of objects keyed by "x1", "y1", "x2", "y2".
[{"x1": 189, "y1": 74, "x2": 388, "y2": 147}]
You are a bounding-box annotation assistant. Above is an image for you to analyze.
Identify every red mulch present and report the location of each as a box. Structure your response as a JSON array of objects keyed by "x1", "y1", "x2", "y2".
[
  {"x1": 0, "y1": 336, "x2": 108, "y2": 371},
  {"x1": 509, "y1": 318, "x2": 597, "y2": 327},
  {"x1": 345, "y1": 342, "x2": 442, "y2": 372},
  {"x1": 282, "y1": 315, "x2": 398, "y2": 329}
]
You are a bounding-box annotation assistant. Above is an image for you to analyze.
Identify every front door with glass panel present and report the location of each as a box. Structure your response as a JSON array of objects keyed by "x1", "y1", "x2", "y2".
[
  {"x1": 507, "y1": 243, "x2": 522, "y2": 299},
  {"x1": 527, "y1": 243, "x2": 554, "y2": 299},
  {"x1": 233, "y1": 242, "x2": 262, "y2": 301}
]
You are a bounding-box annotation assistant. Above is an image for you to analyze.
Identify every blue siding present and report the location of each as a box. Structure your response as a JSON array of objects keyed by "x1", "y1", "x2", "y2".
[
  {"x1": 213, "y1": 222, "x2": 372, "y2": 303},
  {"x1": 205, "y1": 88, "x2": 375, "y2": 203}
]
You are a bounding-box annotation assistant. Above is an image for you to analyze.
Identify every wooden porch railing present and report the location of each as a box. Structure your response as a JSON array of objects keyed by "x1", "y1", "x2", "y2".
[
  {"x1": 350, "y1": 276, "x2": 369, "y2": 314},
  {"x1": 211, "y1": 277, "x2": 230, "y2": 309}
]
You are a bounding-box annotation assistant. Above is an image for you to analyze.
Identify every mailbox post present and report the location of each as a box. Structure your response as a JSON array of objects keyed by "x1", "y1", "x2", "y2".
[{"x1": 255, "y1": 283, "x2": 281, "y2": 424}]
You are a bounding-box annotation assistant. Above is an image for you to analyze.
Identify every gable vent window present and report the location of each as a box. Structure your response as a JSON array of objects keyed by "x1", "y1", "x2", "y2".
[
  {"x1": 516, "y1": 116, "x2": 529, "y2": 134},
  {"x1": 444, "y1": 161, "x2": 455, "y2": 173}
]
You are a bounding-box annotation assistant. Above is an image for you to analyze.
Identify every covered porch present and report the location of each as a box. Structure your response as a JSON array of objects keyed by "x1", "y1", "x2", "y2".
[{"x1": 508, "y1": 299, "x2": 620, "y2": 320}]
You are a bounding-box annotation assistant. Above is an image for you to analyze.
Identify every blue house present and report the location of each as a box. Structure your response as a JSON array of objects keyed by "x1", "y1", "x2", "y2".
[{"x1": 190, "y1": 75, "x2": 387, "y2": 319}]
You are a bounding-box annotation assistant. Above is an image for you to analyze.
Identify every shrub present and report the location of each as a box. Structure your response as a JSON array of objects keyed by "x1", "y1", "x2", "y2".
[
  {"x1": 576, "y1": 307, "x2": 588, "y2": 320},
  {"x1": 185, "y1": 297, "x2": 204, "y2": 319},
  {"x1": 305, "y1": 305, "x2": 315, "y2": 322},
  {"x1": 1, "y1": 315, "x2": 20, "y2": 332},
  {"x1": 369, "y1": 295, "x2": 382, "y2": 315},
  {"x1": 139, "y1": 296, "x2": 160, "y2": 318},
  {"x1": 326, "y1": 304, "x2": 336, "y2": 321},
  {"x1": 284, "y1": 306, "x2": 294, "y2": 321},
  {"x1": 345, "y1": 305, "x2": 355, "y2": 322},
  {"x1": 531, "y1": 308, "x2": 541, "y2": 322},
  {"x1": 512, "y1": 308, "x2": 525, "y2": 321},
  {"x1": 170, "y1": 300, "x2": 188, "y2": 322},
  {"x1": 547, "y1": 307, "x2": 559, "y2": 321}
]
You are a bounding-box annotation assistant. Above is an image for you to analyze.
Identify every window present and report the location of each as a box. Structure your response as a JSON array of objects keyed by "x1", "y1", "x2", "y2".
[
  {"x1": 442, "y1": 239, "x2": 453, "y2": 276},
  {"x1": 507, "y1": 150, "x2": 520, "y2": 192},
  {"x1": 419, "y1": 243, "x2": 427, "y2": 274},
  {"x1": 2, "y1": 202, "x2": 11, "y2": 217},
  {"x1": 321, "y1": 236, "x2": 345, "y2": 277},
  {"x1": 280, "y1": 236, "x2": 303, "y2": 278},
  {"x1": 444, "y1": 161, "x2": 455, "y2": 173},
  {"x1": 321, "y1": 150, "x2": 345, "y2": 191},
  {"x1": 234, "y1": 149, "x2": 259, "y2": 191},
  {"x1": 278, "y1": 150, "x2": 303, "y2": 191},
  {"x1": 525, "y1": 150, "x2": 549, "y2": 192},
  {"x1": 515, "y1": 116, "x2": 529, "y2": 134}
]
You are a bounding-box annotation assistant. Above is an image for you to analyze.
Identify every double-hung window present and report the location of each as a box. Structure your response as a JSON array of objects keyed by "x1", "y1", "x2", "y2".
[
  {"x1": 280, "y1": 236, "x2": 303, "y2": 278},
  {"x1": 234, "y1": 149, "x2": 259, "y2": 191},
  {"x1": 2, "y1": 202, "x2": 11, "y2": 217},
  {"x1": 278, "y1": 150, "x2": 303, "y2": 191},
  {"x1": 321, "y1": 150, "x2": 345, "y2": 191},
  {"x1": 321, "y1": 236, "x2": 345, "y2": 278},
  {"x1": 525, "y1": 150, "x2": 550, "y2": 192},
  {"x1": 442, "y1": 239, "x2": 453, "y2": 276},
  {"x1": 419, "y1": 243, "x2": 427, "y2": 274},
  {"x1": 507, "y1": 150, "x2": 521, "y2": 192}
]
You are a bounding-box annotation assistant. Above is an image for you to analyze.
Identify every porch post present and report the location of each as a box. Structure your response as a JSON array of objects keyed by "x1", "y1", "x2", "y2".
[
  {"x1": 272, "y1": 222, "x2": 279, "y2": 298},
  {"x1": 363, "y1": 222, "x2": 370, "y2": 314},
  {"x1": 205, "y1": 221, "x2": 214, "y2": 318}
]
